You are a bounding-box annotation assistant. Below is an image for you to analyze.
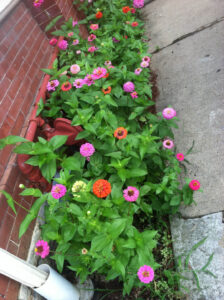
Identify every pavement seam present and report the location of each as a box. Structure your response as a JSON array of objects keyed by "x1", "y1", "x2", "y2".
[{"x1": 151, "y1": 15, "x2": 224, "y2": 54}]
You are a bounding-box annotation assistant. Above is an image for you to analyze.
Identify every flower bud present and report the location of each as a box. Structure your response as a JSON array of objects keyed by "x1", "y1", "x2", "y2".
[
  {"x1": 87, "y1": 210, "x2": 91, "y2": 215},
  {"x1": 101, "y1": 43, "x2": 104, "y2": 46},
  {"x1": 19, "y1": 184, "x2": 25, "y2": 189}
]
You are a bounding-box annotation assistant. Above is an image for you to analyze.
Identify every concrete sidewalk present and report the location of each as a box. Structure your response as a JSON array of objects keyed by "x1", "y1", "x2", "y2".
[{"x1": 142, "y1": 0, "x2": 224, "y2": 298}]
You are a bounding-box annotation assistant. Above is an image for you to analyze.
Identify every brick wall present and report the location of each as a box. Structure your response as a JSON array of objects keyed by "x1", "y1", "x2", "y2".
[{"x1": 0, "y1": 0, "x2": 84, "y2": 299}]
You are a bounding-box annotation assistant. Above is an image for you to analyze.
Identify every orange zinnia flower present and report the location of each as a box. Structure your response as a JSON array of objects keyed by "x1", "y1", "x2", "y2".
[
  {"x1": 103, "y1": 72, "x2": 109, "y2": 78},
  {"x1": 102, "y1": 86, "x2": 111, "y2": 94},
  {"x1": 96, "y1": 11, "x2": 103, "y2": 19},
  {"x1": 114, "y1": 127, "x2": 128, "y2": 139},
  {"x1": 122, "y1": 6, "x2": 130, "y2": 13},
  {"x1": 93, "y1": 179, "x2": 111, "y2": 198}
]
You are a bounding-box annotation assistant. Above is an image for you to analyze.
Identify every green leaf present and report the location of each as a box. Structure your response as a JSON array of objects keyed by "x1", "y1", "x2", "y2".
[
  {"x1": 45, "y1": 15, "x2": 63, "y2": 32},
  {"x1": 185, "y1": 237, "x2": 207, "y2": 269},
  {"x1": 170, "y1": 195, "x2": 181, "y2": 206},
  {"x1": 61, "y1": 224, "x2": 76, "y2": 242},
  {"x1": 68, "y1": 203, "x2": 82, "y2": 216},
  {"x1": 41, "y1": 159, "x2": 57, "y2": 182},
  {"x1": 20, "y1": 188, "x2": 42, "y2": 198},
  {"x1": 0, "y1": 190, "x2": 17, "y2": 215},
  {"x1": 36, "y1": 98, "x2": 44, "y2": 117},
  {"x1": 122, "y1": 239, "x2": 136, "y2": 249},
  {"x1": 55, "y1": 254, "x2": 64, "y2": 273},
  {"x1": 109, "y1": 219, "x2": 126, "y2": 239},
  {"x1": 62, "y1": 156, "x2": 82, "y2": 171},
  {"x1": 105, "y1": 152, "x2": 122, "y2": 159},
  {"x1": 140, "y1": 185, "x2": 151, "y2": 196},
  {"x1": 41, "y1": 68, "x2": 55, "y2": 75},
  {"x1": 126, "y1": 168, "x2": 148, "y2": 178},
  {"x1": 103, "y1": 95, "x2": 118, "y2": 107},
  {"x1": 0, "y1": 135, "x2": 28, "y2": 149},
  {"x1": 25, "y1": 156, "x2": 39, "y2": 166},
  {"x1": 91, "y1": 234, "x2": 110, "y2": 252},
  {"x1": 75, "y1": 130, "x2": 90, "y2": 140},
  {"x1": 49, "y1": 135, "x2": 68, "y2": 150}
]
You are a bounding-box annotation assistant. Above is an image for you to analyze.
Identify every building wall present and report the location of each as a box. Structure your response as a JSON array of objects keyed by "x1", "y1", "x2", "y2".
[{"x1": 0, "y1": 1, "x2": 84, "y2": 298}]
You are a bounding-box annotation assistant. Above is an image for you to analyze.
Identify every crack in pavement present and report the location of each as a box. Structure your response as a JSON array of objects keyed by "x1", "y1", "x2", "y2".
[{"x1": 151, "y1": 16, "x2": 224, "y2": 54}]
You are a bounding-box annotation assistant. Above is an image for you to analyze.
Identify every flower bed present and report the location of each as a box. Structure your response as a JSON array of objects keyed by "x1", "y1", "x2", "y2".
[{"x1": 0, "y1": 0, "x2": 201, "y2": 298}]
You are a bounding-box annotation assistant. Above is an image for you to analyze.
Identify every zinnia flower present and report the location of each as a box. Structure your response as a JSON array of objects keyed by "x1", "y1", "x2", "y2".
[
  {"x1": 123, "y1": 81, "x2": 135, "y2": 92},
  {"x1": 51, "y1": 184, "x2": 67, "y2": 199},
  {"x1": 163, "y1": 139, "x2": 174, "y2": 149},
  {"x1": 122, "y1": 6, "x2": 130, "y2": 13},
  {"x1": 88, "y1": 34, "x2": 96, "y2": 42},
  {"x1": 33, "y1": 0, "x2": 44, "y2": 7},
  {"x1": 93, "y1": 179, "x2": 111, "y2": 198},
  {"x1": 133, "y1": 0, "x2": 145, "y2": 9},
  {"x1": 114, "y1": 127, "x2": 128, "y2": 139},
  {"x1": 140, "y1": 61, "x2": 149, "y2": 68},
  {"x1": 96, "y1": 11, "x2": 103, "y2": 19},
  {"x1": 90, "y1": 24, "x2": 99, "y2": 30},
  {"x1": 80, "y1": 143, "x2": 95, "y2": 157},
  {"x1": 103, "y1": 73, "x2": 109, "y2": 78},
  {"x1": 70, "y1": 64, "x2": 80, "y2": 74},
  {"x1": 137, "y1": 265, "x2": 154, "y2": 284},
  {"x1": 61, "y1": 81, "x2": 72, "y2": 91},
  {"x1": 176, "y1": 153, "x2": 184, "y2": 161},
  {"x1": 72, "y1": 39, "x2": 79, "y2": 45},
  {"x1": 92, "y1": 67, "x2": 107, "y2": 80},
  {"x1": 49, "y1": 38, "x2": 57, "y2": 46},
  {"x1": 47, "y1": 80, "x2": 59, "y2": 91},
  {"x1": 76, "y1": 50, "x2": 81, "y2": 54},
  {"x1": 131, "y1": 8, "x2": 136, "y2": 13},
  {"x1": 131, "y1": 91, "x2": 138, "y2": 99},
  {"x1": 84, "y1": 74, "x2": 95, "y2": 86},
  {"x1": 73, "y1": 79, "x2": 84, "y2": 88},
  {"x1": 112, "y1": 37, "x2": 120, "y2": 43},
  {"x1": 82, "y1": 248, "x2": 88, "y2": 255},
  {"x1": 67, "y1": 32, "x2": 74, "y2": 37},
  {"x1": 142, "y1": 56, "x2": 151, "y2": 63},
  {"x1": 132, "y1": 21, "x2": 139, "y2": 27},
  {"x1": 72, "y1": 181, "x2": 87, "y2": 193},
  {"x1": 105, "y1": 60, "x2": 112, "y2": 66},
  {"x1": 72, "y1": 20, "x2": 78, "y2": 27},
  {"x1": 123, "y1": 186, "x2": 139, "y2": 202},
  {"x1": 162, "y1": 107, "x2": 177, "y2": 119},
  {"x1": 58, "y1": 40, "x2": 68, "y2": 50},
  {"x1": 189, "y1": 180, "x2": 200, "y2": 191},
  {"x1": 35, "y1": 240, "x2": 50, "y2": 259},
  {"x1": 88, "y1": 46, "x2": 97, "y2": 53},
  {"x1": 102, "y1": 86, "x2": 111, "y2": 94},
  {"x1": 135, "y1": 68, "x2": 142, "y2": 75}
]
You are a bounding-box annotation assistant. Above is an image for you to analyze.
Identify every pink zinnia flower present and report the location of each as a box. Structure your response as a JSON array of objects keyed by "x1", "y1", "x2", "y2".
[
  {"x1": 76, "y1": 50, "x2": 81, "y2": 54},
  {"x1": 80, "y1": 143, "x2": 95, "y2": 157},
  {"x1": 137, "y1": 265, "x2": 154, "y2": 284},
  {"x1": 104, "y1": 60, "x2": 112, "y2": 67},
  {"x1": 133, "y1": 0, "x2": 144, "y2": 9},
  {"x1": 67, "y1": 32, "x2": 74, "y2": 37},
  {"x1": 189, "y1": 180, "x2": 200, "y2": 191},
  {"x1": 123, "y1": 186, "x2": 139, "y2": 202},
  {"x1": 176, "y1": 153, "x2": 184, "y2": 161},
  {"x1": 135, "y1": 68, "x2": 142, "y2": 75},
  {"x1": 123, "y1": 81, "x2": 135, "y2": 93},
  {"x1": 73, "y1": 20, "x2": 78, "y2": 27},
  {"x1": 140, "y1": 61, "x2": 149, "y2": 68},
  {"x1": 70, "y1": 64, "x2": 80, "y2": 74},
  {"x1": 162, "y1": 107, "x2": 177, "y2": 120},
  {"x1": 49, "y1": 38, "x2": 57, "y2": 46},
  {"x1": 131, "y1": 21, "x2": 139, "y2": 27},
  {"x1": 33, "y1": 0, "x2": 44, "y2": 8},
  {"x1": 163, "y1": 139, "x2": 174, "y2": 149},
  {"x1": 92, "y1": 67, "x2": 107, "y2": 80},
  {"x1": 35, "y1": 240, "x2": 50, "y2": 259},
  {"x1": 131, "y1": 8, "x2": 136, "y2": 13},
  {"x1": 47, "y1": 80, "x2": 59, "y2": 91},
  {"x1": 72, "y1": 39, "x2": 79, "y2": 45},
  {"x1": 51, "y1": 184, "x2": 67, "y2": 199},
  {"x1": 88, "y1": 46, "x2": 97, "y2": 53},
  {"x1": 88, "y1": 34, "x2": 96, "y2": 42},
  {"x1": 108, "y1": 65, "x2": 115, "y2": 69},
  {"x1": 90, "y1": 24, "x2": 99, "y2": 30},
  {"x1": 131, "y1": 91, "x2": 138, "y2": 99},
  {"x1": 73, "y1": 79, "x2": 84, "y2": 88},
  {"x1": 58, "y1": 40, "x2": 68, "y2": 50},
  {"x1": 142, "y1": 56, "x2": 151, "y2": 63},
  {"x1": 84, "y1": 74, "x2": 95, "y2": 86}
]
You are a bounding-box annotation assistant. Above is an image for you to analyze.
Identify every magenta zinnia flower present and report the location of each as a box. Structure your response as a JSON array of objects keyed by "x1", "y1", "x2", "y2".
[
  {"x1": 33, "y1": 0, "x2": 44, "y2": 7},
  {"x1": 35, "y1": 240, "x2": 50, "y2": 259},
  {"x1": 162, "y1": 107, "x2": 177, "y2": 119},
  {"x1": 70, "y1": 64, "x2": 80, "y2": 74},
  {"x1": 140, "y1": 61, "x2": 149, "y2": 68},
  {"x1": 84, "y1": 74, "x2": 95, "y2": 86},
  {"x1": 137, "y1": 265, "x2": 154, "y2": 283},
  {"x1": 88, "y1": 34, "x2": 96, "y2": 42},
  {"x1": 105, "y1": 60, "x2": 112, "y2": 67},
  {"x1": 163, "y1": 139, "x2": 174, "y2": 149},
  {"x1": 189, "y1": 180, "x2": 200, "y2": 191},
  {"x1": 92, "y1": 67, "x2": 107, "y2": 80},
  {"x1": 123, "y1": 186, "x2": 139, "y2": 202},
  {"x1": 47, "y1": 80, "x2": 59, "y2": 91},
  {"x1": 72, "y1": 20, "x2": 78, "y2": 27},
  {"x1": 135, "y1": 68, "x2": 142, "y2": 75},
  {"x1": 49, "y1": 38, "x2": 57, "y2": 46},
  {"x1": 58, "y1": 40, "x2": 68, "y2": 50},
  {"x1": 73, "y1": 79, "x2": 84, "y2": 88},
  {"x1": 72, "y1": 39, "x2": 79, "y2": 45},
  {"x1": 133, "y1": 0, "x2": 144, "y2": 9},
  {"x1": 80, "y1": 143, "x2": 95, "y2": 157},
  {"x1": 51, "y1": 184, "x2": 67, "y2": 199},
  {"x1": 176, "y1": 153, "x2": 184, "y2": 161},
  {"x1": 123, "y1": 81, "x2": 135, "y2": 93},
  {"x1": 88, "y1": 46, "x2": 97, "y2": 53},
  {"x1": 131, "y1": 91, "x2": 138, "y2": 99}
]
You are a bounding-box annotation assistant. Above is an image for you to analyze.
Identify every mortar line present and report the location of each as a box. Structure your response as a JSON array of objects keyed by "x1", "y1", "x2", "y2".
[{"x1": 151, "y1": 16, "x2": 224, "y2": 54}]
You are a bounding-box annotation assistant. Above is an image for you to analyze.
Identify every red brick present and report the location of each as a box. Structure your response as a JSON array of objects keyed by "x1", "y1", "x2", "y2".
[
  {"x1": 7, "y1": 77, "x2": 21, "y2": 100},
  {"x1": 7, "y1": 240, "x2": 19, "y2": 256},
  {"x1": 14, "y1": 11, "x2": 30, "y2": 32},
  {"x1": 1, "y1": 29, "x2": 17, "y2": 51},
  {"x1": 10, "y1": 207, "x2": 27, "y2": 245},
  {"x1": 35, "y1": 11, "x2": 51, "y2": 25},
  {"x1": 13, "y1": 2, "x2": 26, "y2": 20},
  {"x1": 0, "y1": 76, "x2": 11, "y2": 100},
  {"x1": 0, "y1": 121, "x2": 12, "y2": 139},
  {"x1": 0, "y1": 212, "x2": 15, "y2": 248},
  {"x1": 8, "y1": 92, "x2": 25, "y2": 120},
  {"x1": 17, "y1": 228, "x2": 32, "y2": 260},
  {"x1": 0, "y1": 146, "x2": 13, "y2": 171},
  {"x1": 11, "y1": 112, "x2": 25, "y2": 136},
  {"x1": 21, "y1": 91, "x2": 35, "y2": 116},
  {"x1": 0, "y1": 96, "x2": 13, "y2": 126},
  {"x1": 0, "y1": 186, "x2": 10, "y2": 226},
  {"x1": 5, "y1": 279, "x2": 20, "y2": 300},
  {"x1": 46, "y1": 5, "x2": 61, "y2": 19},
  {"x1": 0, "y1": 275, "x2": 9, "y2": 298}
]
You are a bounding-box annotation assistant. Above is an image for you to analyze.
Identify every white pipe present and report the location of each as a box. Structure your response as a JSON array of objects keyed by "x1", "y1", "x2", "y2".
[
  {"x1": 34, "y1": 264, "x2": 80, "y2": 300},
  {"x1": 0, "y1": 248, "x2": 47, "y2": 288}
]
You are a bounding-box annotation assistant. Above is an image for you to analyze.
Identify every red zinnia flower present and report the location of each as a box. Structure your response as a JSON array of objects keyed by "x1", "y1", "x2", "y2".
[
  {"x1": 189, "y1": 180, "x2": 200, "y2": 191},
  {"x1": 102, "y1": 86, "x2": 111, "y2": 94},
  {"x1": 114, "y1": 127, "x2": 128, "y2": 139},
  {"x1": 132, "y1": 21, "x2": 139, "y2": 27},
  {"x1": 61, "y1": 81, "x2": 72, "y2": 91},
  {"x1": 122, "y1": 6, "x2": 130, "y2": 13},
  {"x1": 131, "y1": 8, "x2": 136, "y2": 13},
  {"x1": 96, "y1": 11, "x2": 103, "y2": 19},
  {"x1": 102, "y1": 72, "x2": 109, "y2": 78},
  {"x1": 93, "y1": 179, "x2": 111, "y2": 198}
]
